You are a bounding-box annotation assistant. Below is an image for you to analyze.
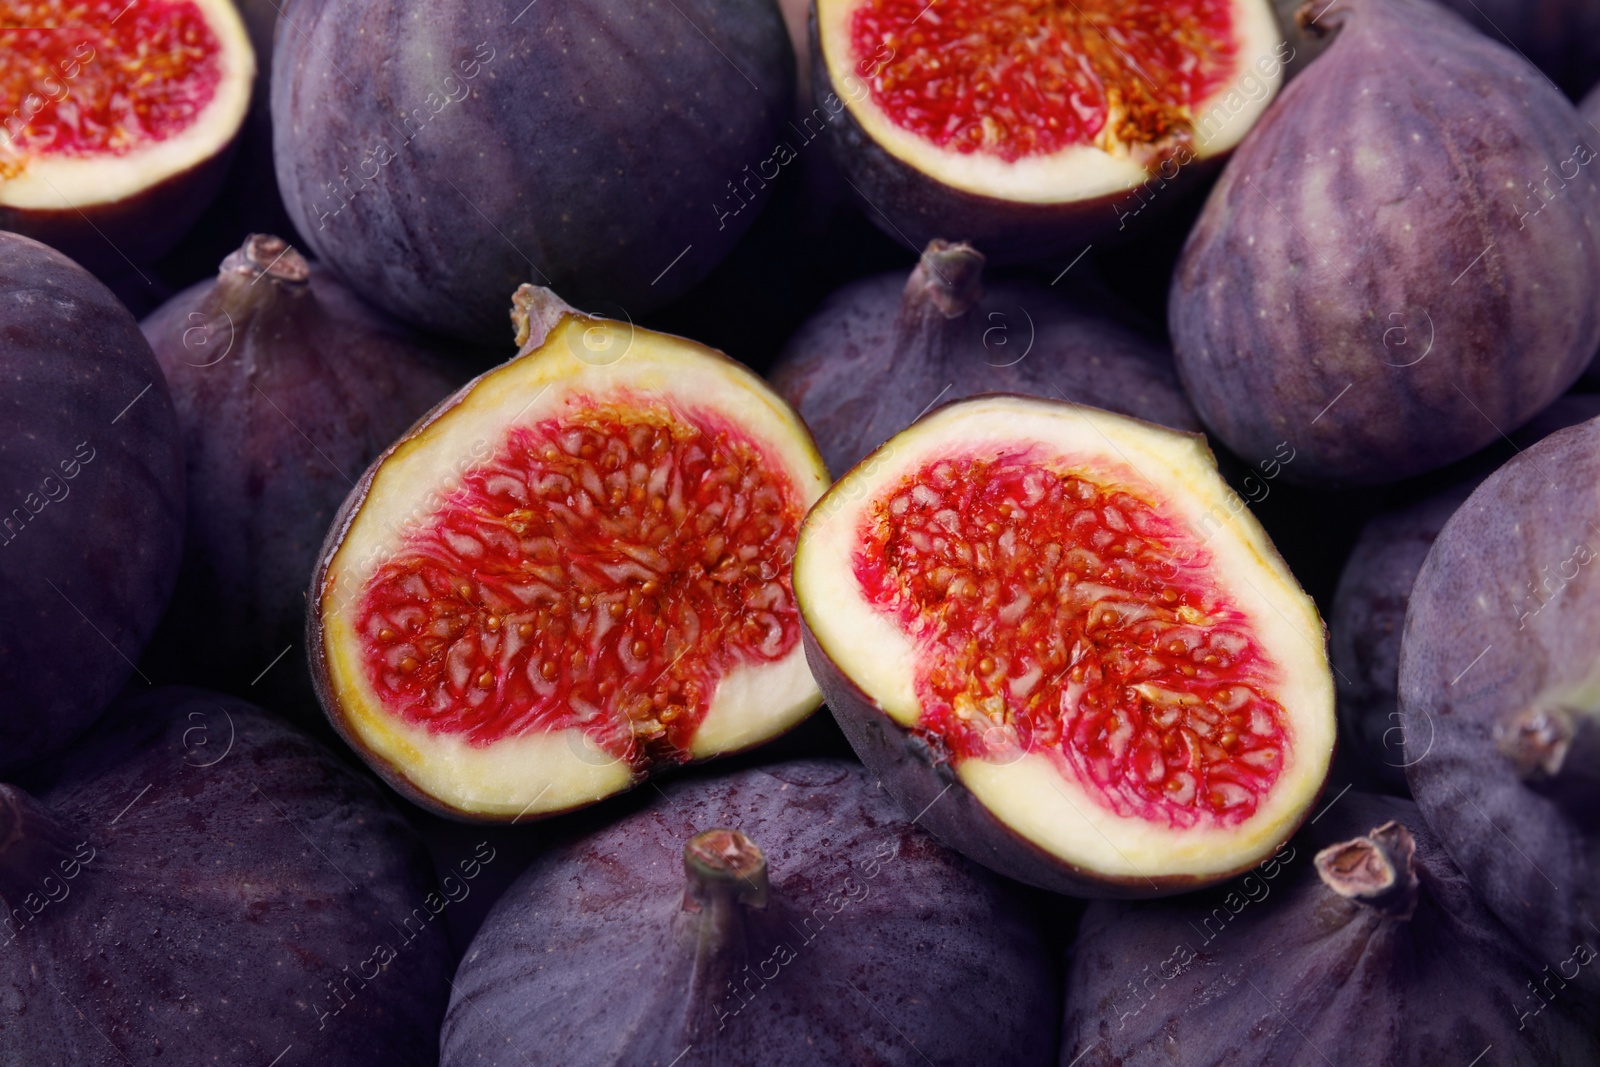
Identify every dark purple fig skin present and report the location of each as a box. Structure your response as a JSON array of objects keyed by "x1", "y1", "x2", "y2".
[
  {"x1": 139, "y1": 236, "x2": 463, "y2": 716},
  {"x1": 1171, "y1": 0, "x2": 1600, "y2": 486},
  {"x1": 1438, "y1": 0, "x2": 1600, "y2": 96},
  {"x1": 442, "y1": 758, "x2": 1059, "y2": 1067},
  {"x1": 770, "y1": 240, "x2": 1200, "y2": 476},
  {"x1": 0, "y1": 233, "x2": 184, "y2": 776},
  {"x1": 1059, "y1": 793, "x2": 1600, "y2": 1066},
  {"x1": 0, "y1": 687, "x2": 452, "y2": 1066},
  {"x1": 272, "y1": 0, "x2": 792, "y2": 344},
  {"x1": 1399, "y1": 418, "x2": 1600, "y2": 994},
  {"x1": 1332, "y1": 396, "x2": 1600, "y2": 787}
]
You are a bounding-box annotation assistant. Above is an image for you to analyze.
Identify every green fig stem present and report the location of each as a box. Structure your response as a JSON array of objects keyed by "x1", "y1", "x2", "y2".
[
  {"x1": 1495, "y1": 703, "x2": 1600, "y2": 815},
  {"x1": 209, "y1": 233, "x2": 312, "y2": 324},
  {"x1": 1314, "y1": 821, "x2": 1420, "y2": 920},
  {"x1": 0, "y1": 785, "x2": 85, "y2": 913},
  {"x1": 679, "y1": 828, "x2": 768, "y2": 1038},
  {"x1": 683, "y1": 827, "x2": 769, "y2": 912},
  {"x1": 510, "y1": 284, "x2": 579, "y2": 350}
]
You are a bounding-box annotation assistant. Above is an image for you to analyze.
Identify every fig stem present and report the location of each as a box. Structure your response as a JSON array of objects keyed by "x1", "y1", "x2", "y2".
[
  {"x1": 683, "y1": 827, "x2": 769, "y2": 912},
  {"x1": 210, "y1": 234, "x2": 312, "y2": 324},
  {"x1": 0, "y1": 785, "x2": 87, "y2": 913},
  {"x1": 903, "y1": 240, "x2": 985, "y2": 320},
  {"x1": 1313, "y1": 821, "x2": 1419, "y2": 920},
  {"x1": 1495, "y1": 703, "x2": 1600, "y2": 814}
]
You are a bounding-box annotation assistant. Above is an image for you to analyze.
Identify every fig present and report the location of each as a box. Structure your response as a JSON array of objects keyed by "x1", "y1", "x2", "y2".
[
  {"x1": 0, "y1": 232, "x2": 184, "y2": 775},
  {"x1": 1438, "y1": 0, "x2": 1600, "y2": 97},
  {"x1": 1059, "y1": 793, "x2": 1600, "y2": 1066},
  {"x1": 1332, "y1": 395, "x2": 1600, "y2": 786},
  {"x1": 811, "y1": 0, "x2": 1290, "y2": 259},
  {"x1": 273, "y1": 0, "x2": 793, "y2": 343},
  {"x1": 794, "y1": 395, "x2": 1335, "y2": 895},
  {"x1": 0, "y1": 687, "x2": 451, "y2": 1065},
  {"x1": 442, "y1": 759, "x2": 1059, "y2": 1066},
  {"x1": 1171, "y1": 0, "x2": 1600, "y2": 486},
  {"x1": 0, "y1": 0, "x2": 254, "y2": 272},
  {"x1": 310, "y1": 285, "x2": 830, "y2": 821},
  {"x1": 770, "y1": 239, "x2": 1201, "y2": 476},
  {"x1": 1399, "y1": 417, "x2": 1600, "y2": 994},
  {"x1": 139, "y1": 235, "x2": 464, "y2": 714}
]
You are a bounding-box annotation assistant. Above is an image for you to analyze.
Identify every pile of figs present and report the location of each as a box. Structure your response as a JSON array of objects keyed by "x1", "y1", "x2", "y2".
[{"x1": 4, "y1": 0, "x2": 1600, "y2": 1063}]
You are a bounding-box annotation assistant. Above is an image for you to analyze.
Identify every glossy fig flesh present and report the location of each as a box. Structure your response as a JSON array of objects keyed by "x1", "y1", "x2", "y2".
[
  {"x1": 311, "y1": 286, "x2": 830, "y2": 821},
  {"x1": 795, "y1": 395, "x2": 1335, "y2": 896},
  {"x1": 0, "y1": 687, "x2": 452, "y2": 1066},
  {"x1": 0, "y1": 232, "x2": 184, "y2": 776},
  {"x1": 1171, "y1": 0, "x2": 1600, "y2": 485},
  {"x1": 770, "y1": 239, "x2": 1200, "y2": 477},
  {"x1": 0, "y1": 0, "x2": 254, "y2": 271},
  {"x1": 1060, "y1": 793, "x2": 1600, "y2": 1066},
  {"x1": 813, "y1": 0, "x2": 1288, "y2": 259},
  {"x1": 140, "y1": 235, "x2": 464, "y2": 714},
  {"x1": 443, "y1": 759, "x2": 1060, "y2": 1067},
  {"x1": 1400, "y1": 417, "x2": 1600, "y2": 994}
]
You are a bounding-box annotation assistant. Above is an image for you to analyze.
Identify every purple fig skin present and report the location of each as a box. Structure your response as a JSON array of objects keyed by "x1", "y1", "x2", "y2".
[
  {"x1": 770, "y1": 240, "x2": 1200, "y2": 476},
  {"x1": 0, "y1": 687, "x2": 453, "y2": 1066},
  {"x1": 139, "y1": 236, "x2": 463, "y2": 714},
  {"x1": 1399, "y1": 418, "x2": 1600, "y2": 995},
  {"x1": 272, "y1": 0, "x2": 792, "y2": 344},
  {"x1": 1332, "y1": 396, "x2": 1600, "y2": 787},
  {"x1": 1170, "y1": 0, "x2": 1600, "y2": 486},
  {"x1": 442, "y1": 759, "x2": 1060, "y2": 1067},
  {"x1": 0, "y1": 232, "x2": 184, "y2": 776},
  {"x1": 1059, "y1": 793, "x2": 1600, "y2": 1067}
]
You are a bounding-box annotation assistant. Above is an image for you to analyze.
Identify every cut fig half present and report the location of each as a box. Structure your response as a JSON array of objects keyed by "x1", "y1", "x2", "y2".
[
  {"x1": 311, "y1": 286, "x2": 830, "y2": 821},
  {"x1": 795, "y1": 396, "x2": 1335, "y2": 895},
  {"x1": 813, "y1": 0, "x2": 1287, "y2": 257},
  {"x1": 0, "y1": 0, "x2": 254, "y2": 269}
]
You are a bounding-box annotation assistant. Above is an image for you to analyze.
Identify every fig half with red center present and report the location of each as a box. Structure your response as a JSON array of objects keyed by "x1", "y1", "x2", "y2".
[
  {"x1": 795, "y1": 396, "x2": 1335, "y2": 895},
  {"x1": 0, "y1": 0, "x2": 254, "y2": 271},
  {"x1": 812, "y1": 0, "x2": 1288, "y2": 258},
  {"x1": 311, "y1": 286, "x2": 830, "y2": 821}
]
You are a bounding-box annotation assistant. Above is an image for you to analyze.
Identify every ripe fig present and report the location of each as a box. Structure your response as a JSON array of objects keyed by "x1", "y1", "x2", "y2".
[
  {"x1": 0, "y1": 232, "x2": 184, "y2": 775},
  {"x1": 272, "y1": 0, "x2": 793, "y2": 343},
  {"x1": 310, "y1": 285, "x2": 830, "y2": 821},
  {"x1": 1400, "y1": 417, "x2": 1600, "y2": 994},
  {"x1": 0, "y1": 0, "x2": 254, "y2": 272},
  {"x1": 770, "y1": 239, "x2": 1200, "y2": 476},
  {"x1": 1059, "y1": 793, "x2": 1600, "y2": 1066},
  {"x1": 794, "y1": 395, "x2": 1336, "y2": 896},
  {"x1": 812, "y1": 0, "x2": 1290, "y2": 259},
  {"x1": 1171, "y1": 0, "x2": 1600, "y2": 485},
  {"x1": 0, "y1": 687, "x2": 452, "y2": 1066},
  {"x1": 139, "y1": 235, "x2": 464, "y2": 714},
  {"x1": 1332, "y1": 396, "x2": 1600, "y2": 786},
  {"x1": 442, "y1": 759, "x2": 1059, "y2": 1067}
]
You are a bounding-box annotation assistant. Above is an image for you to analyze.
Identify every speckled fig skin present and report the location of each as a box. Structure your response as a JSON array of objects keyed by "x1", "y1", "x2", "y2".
[
  {"x1": 770, "y1": 240, "x2": 1200, "y2": 476},
  {"x1": 139, "y1": 236, "x2": 463, "y2": 717},
  {"x1": 1332, "y1": 396, "x2": 1600, "y2": 787},
  {"x1": 1059, "y1": 793, "x2": 1600, "y2": 1067},
  {"x1": 0, "y1": 687, "x2": 452, "y2": 1067},
  {"x1": 0, "y1": 233, "x2": 184, "y2": 776},
  {"x1": 1399, "y1": 419, "x2": 1600, "y2": 995},
  {"x1": 442, "y1": 759, "x2": 1059, "y2": 1067},
  {"x1": 1171, "y1": 0, "x2": 1600, "y2": 486},
  {"x1": 272, "y1": 0, "x2": 792, "y2": 344}
]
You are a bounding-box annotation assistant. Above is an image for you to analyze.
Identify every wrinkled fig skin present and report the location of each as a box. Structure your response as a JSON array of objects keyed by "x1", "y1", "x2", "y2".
[
  {"x1": 1438, "y1": 0, "x2": 1600, "y2": 96},
  {"x1": 804, "y1": 628, "x2": 1245, "y2": 898},
  {"x1": 0, "y1": 688, "x2": 452, "y2": 1066},
  {"x1": 770, "y1": 241, "x2": 1199, "y2": 476},
  {"x1": 140, "y1": 237, "x2": 462, "y2": 715},
  {"x1": 1171, "y1": 0, "x2": 1600, "y2": 485},
  {"x1": 0, "y1": 233, "x2": 184, "y2": 776},
  {"x1": 1332, "y1": 396, "x2": 1600, "y2": 787},
  {"x1": 1400, "y1": 420, "x2": 1600, "y2": 995},
  {"x1": 1059, "y1": 794, "x2": 1600, "y2": 1067},
  {"x1": 443, "y1": 760, "x2": 1059, "y2": 1067},
  {"x1": 273, "y1": 0, "x2": 792, "y2": 343}
]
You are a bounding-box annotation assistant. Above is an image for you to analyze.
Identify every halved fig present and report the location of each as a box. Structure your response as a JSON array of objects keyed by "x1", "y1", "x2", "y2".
[
  {"x1": 813, "y1": 0, "x2": 1289, "y2": 258},
  {"x1": 311, "y1": 286, "x2": 830, "y2": 821},
  {"x1": 795, "y1": 396, "x2": 1335, "y2": 895},
  {"x1": 0, "y1": 0, "x2": 254, "y2": 271}
]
